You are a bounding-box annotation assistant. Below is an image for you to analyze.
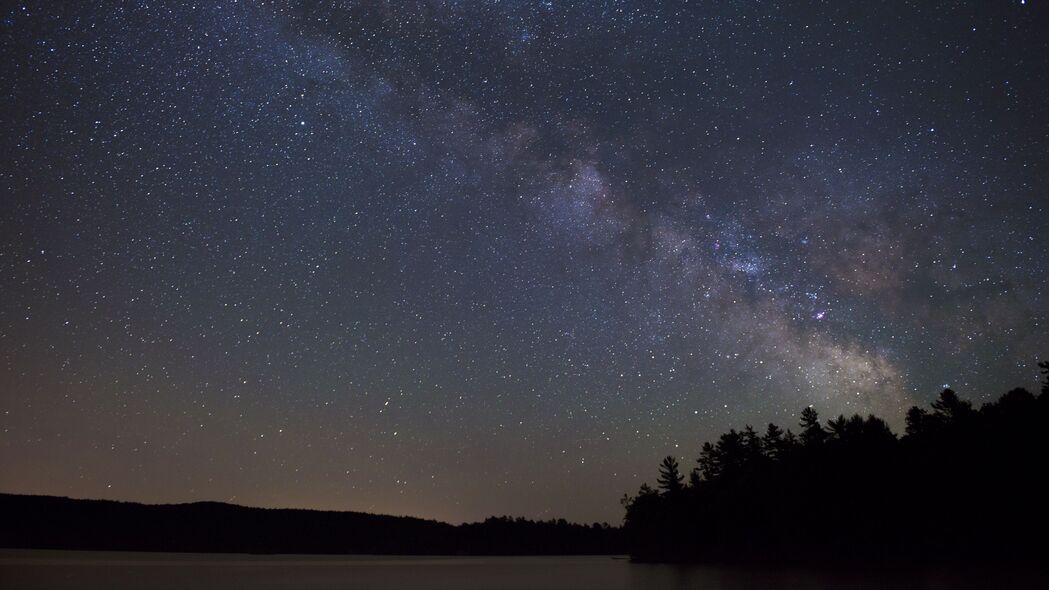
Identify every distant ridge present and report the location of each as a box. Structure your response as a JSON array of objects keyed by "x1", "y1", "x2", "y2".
[{"x1": 0, "y1": 493, "x2": 622, "y2": 555}]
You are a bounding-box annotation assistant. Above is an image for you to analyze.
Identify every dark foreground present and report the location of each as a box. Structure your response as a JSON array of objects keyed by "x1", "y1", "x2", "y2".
[{"x1": 2, "y1": 550, "x2": 1047, "y2": 590}]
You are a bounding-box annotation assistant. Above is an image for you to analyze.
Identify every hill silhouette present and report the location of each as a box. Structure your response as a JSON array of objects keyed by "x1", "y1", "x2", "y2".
[
  {"x1": 622, "y1": 361, "x2": 1049, "y2": 564},
  {"x1": 0, "y1": 494, "x2": 622, "y2": 555}
]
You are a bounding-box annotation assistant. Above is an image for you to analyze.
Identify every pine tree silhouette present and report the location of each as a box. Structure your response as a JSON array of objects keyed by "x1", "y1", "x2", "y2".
[{"x1": 657, "y1": 456, "x2": 684, "y2": 494}]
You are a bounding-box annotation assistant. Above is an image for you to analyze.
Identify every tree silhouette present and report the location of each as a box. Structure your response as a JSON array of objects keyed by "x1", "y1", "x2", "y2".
[
  {"x1": 697, "y1": 441, "x2": 720, "y2": 481},
  {"x1": 996, "y1": 387, "x2": 1036, "y2": 412},
  {"x1": 657, "y1": 456, "x2": 684, "y2": 494},
  {"x1": 930, "y1": 387, "x2": 972, "y2": 422},
  {"x1": 827, "y1": 414, "x2": 849, "y2": 440},
  {"x1": 715, "y1": 429, "x2": 747, "y2": 477},
  {"x1": 742, "y1": 425, "x2": 763, "y2": 464},
  {"x1": 761, "y1": 423, "x2": 786, "y2": 459},
  {"x1": 799, "y1": 406, "x2": 826, "y2": 447},
  {"x1": 688, "y1": 467, "x2": 702, "y2": 489},
  {"x1": 622, "y1": 362, "x2": 1049, "y2": 565},
  {"x1": 905, "y1": 406, "x2": 930, "y2": 436}
]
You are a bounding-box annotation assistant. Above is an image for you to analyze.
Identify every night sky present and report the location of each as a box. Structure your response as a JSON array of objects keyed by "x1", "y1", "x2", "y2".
[{"x1": 1, "y1": 1, "x2": 1046, "y2": 525}]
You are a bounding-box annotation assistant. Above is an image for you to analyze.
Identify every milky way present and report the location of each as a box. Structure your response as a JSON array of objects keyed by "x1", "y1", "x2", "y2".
[{"x1": 1, "y1": 1, "x2": 1046, "y2": 523}]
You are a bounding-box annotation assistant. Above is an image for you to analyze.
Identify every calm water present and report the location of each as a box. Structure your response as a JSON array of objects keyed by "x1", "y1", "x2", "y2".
[{"x1": 1, "y1": 550, "x2": 1046, "y2": 589}]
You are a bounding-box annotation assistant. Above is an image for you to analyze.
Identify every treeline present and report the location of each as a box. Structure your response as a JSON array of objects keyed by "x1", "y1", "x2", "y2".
[
  {"x1": 0, "y1": 494, "x2": 622, "y2": 555},
  {"x1": 623, "y1": 362, "x2": 1049, "y2": 564}
]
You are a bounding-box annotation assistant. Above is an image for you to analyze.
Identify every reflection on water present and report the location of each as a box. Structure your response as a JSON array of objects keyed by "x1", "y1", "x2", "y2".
[{"x1": 1, "y1": 550, "x2": 1045, "y2": 590}]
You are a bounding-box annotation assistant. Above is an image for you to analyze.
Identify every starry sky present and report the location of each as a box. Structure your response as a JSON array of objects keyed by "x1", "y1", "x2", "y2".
[{"x1": 1, "y1": 1, "x2": 1046, "y2": 525}]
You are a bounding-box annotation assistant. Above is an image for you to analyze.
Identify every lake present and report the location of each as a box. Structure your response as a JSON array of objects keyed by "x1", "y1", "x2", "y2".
[{"x1": 1, "y1": 550, "x2": 1046, "y2": 589}]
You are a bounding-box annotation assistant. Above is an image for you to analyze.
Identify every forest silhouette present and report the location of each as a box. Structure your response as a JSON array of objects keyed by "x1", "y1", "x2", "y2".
[{"x1": 622, "y1": 361, "x2": 1049, "y2": 563}]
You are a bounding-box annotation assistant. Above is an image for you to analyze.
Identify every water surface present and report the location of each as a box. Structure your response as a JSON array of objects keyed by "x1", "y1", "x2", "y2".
[{"x1": 1, "y1": 550, "x2": 1045, "y2": 589}]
